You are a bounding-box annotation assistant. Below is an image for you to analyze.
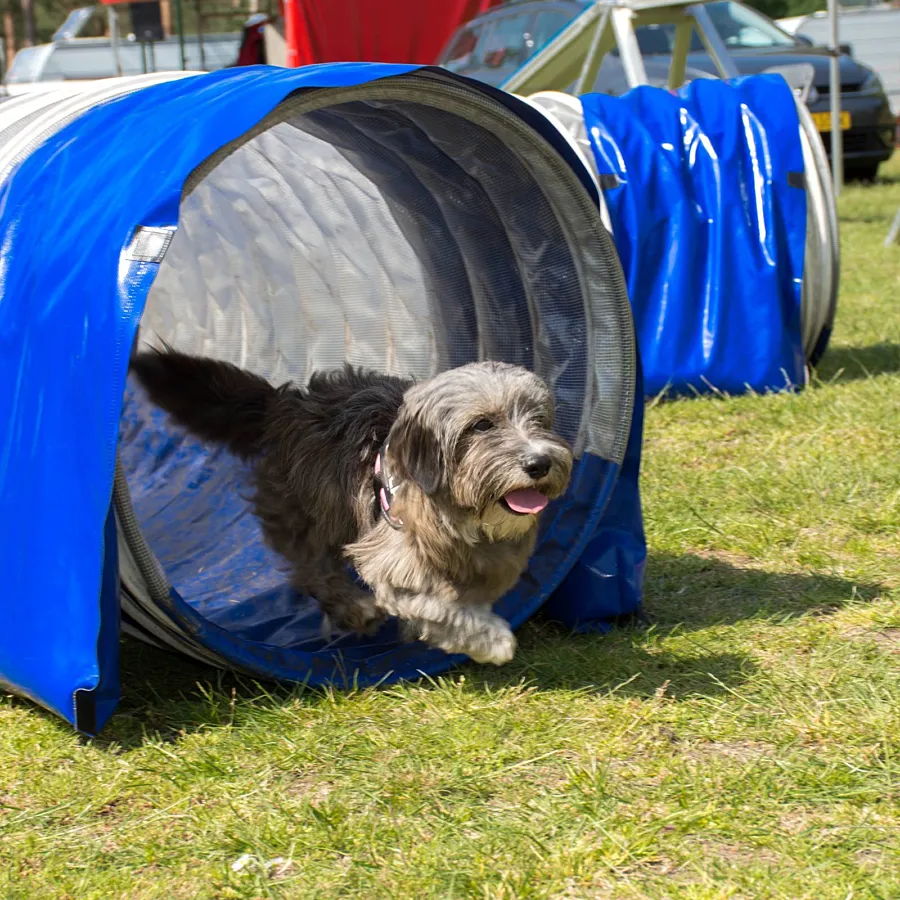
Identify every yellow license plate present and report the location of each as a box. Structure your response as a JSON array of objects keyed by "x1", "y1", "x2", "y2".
[{"x1": 812, "y1": 110, "x2": 851, "y2": 132}]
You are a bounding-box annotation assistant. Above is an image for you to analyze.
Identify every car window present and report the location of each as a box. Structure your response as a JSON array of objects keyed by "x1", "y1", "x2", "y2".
[
  {"x1": 479, "y1": 10, "x2": 535, "y2": 77},
  {"x1": 631, "y1": 23, "x2": 710, "y2": 55},
  {"x1": 75, "y1": 8, "x2": 110, "y2": 39},
  {"x1": 440, "y1": 23, "x2": 486, "y2": 75},
  {"x1": 41, "y1": 45, "x2": 121, "y2": 80},
  {"x1": 634, "y1": 24, "x2": 674, "y2": 55},
  {"x1": 631, "y1": 2, "x2": 796, "y2": 56},
  {"x1": 53, "y1": 6, "x2": 109, "y2": 40},
  {"x1": 704, "y1": 1, "x2": 797, "y2": 49},
  {"x1": 528, "y1": 10, "x2": 575, "y2": 58},
  {"x1": 5, "y1": 47, "x2": 47, "y2": 83}
]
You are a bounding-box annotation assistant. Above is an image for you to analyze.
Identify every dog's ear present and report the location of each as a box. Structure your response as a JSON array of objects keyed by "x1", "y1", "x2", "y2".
[{"x1": 388, "y1": 410, "x2": 444, "y2": 496}]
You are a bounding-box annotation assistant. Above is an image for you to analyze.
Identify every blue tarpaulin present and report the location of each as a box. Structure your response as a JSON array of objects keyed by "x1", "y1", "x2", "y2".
[
  {"x1": 0, "y1": 65, "x2": 644, "y2": 733},
  {"x1": 582, "y1": 75, "x2": 808, "y2": 397}
]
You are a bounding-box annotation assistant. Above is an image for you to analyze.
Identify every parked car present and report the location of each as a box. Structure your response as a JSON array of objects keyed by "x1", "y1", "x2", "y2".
[
  {"x1": 437, "y1": 0, "x2": 896, "y2": 179},
  {"x1": 785, "y1": 5, "x2": 900, "y2": 118},
  {"x1": 438, "y1": 1, "x2": 717, "y2": 95},
  {"x1": 3, "y1": 35, "x2": 240, "y2": 94}
]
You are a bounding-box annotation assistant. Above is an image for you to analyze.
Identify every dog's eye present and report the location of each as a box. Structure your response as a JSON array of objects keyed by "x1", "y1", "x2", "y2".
[{"x1": 471, "y1": 418, "x2": 494, "y2": 432}]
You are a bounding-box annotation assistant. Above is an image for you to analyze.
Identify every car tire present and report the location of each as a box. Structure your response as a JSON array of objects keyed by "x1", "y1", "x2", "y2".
[{"x1": 844, "y1": 162, "x2": 880, "y2": 182}]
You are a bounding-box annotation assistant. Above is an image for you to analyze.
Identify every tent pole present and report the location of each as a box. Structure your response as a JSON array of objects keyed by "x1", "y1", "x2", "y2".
[
  {"x1": 611, "y1": 6, "x2": 648, "y2": 89},
  {"x1": 174, "y1": 0, "x2": 187, "y2": 70},
  {"x1": 574, "y1": 6, "x2": 611, "y2": 96},
  {"x1": 690, "y1": 3, "x2": 740, "y2": 79},
  {"x1": 109, "y1": 6, "x2": 122, "y2": 77},
  {"x1": 827, "y1": 0, "x2": 842, "y2": 196}
]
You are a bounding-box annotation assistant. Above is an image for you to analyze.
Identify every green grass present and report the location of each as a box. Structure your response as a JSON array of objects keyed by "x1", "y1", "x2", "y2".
[{"x1": 3, "y1": 156, "x2": 900, "y2": 900}]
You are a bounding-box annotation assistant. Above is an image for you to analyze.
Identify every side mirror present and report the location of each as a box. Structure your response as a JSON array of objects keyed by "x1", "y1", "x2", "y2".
[
  {"x1": 795, "y1": 34, "x2": 814, "y2": 46},
  {"x1": 840, "y1": 42, "x2": 853, "y2": 56}
]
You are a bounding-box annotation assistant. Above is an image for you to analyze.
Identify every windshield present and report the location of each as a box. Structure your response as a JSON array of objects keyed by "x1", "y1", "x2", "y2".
[
  {"x1": 635, "y1": 1, "x2": 798, "y2": 54},
  {"x1": 705, "y1": 1, "x2": 797, "y2": 48},
  {"x1": 4, "y1": 47, "x2": 48, "y2": 83},
  {"x1": 53, "y1": 6, "x2": 108, "y2": 40}
]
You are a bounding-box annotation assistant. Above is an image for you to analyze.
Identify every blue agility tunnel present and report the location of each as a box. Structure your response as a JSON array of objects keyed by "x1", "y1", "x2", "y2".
[
  {"x1": 0, "y1": 66, "x2": 645, "y2": 734},
  {"x1": 525, "y1": 75, "x2": 839, "y2": 398}
]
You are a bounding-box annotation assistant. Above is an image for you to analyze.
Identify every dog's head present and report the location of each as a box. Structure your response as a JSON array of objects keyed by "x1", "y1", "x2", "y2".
[{"x1": 386, "y1": 362, "x2": 573, "y2": 542}]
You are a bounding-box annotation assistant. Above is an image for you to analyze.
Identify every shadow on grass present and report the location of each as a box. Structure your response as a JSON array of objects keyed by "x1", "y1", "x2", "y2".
[
  {"x1": 840, "y1": 165, "x2": 900, "y2": 189},
  {"x1": 83, "y1": 548, "x2": 885, "y2": 749},
  {"x1": 814, "y1": 342, "x2": 900, "y2": 383},
  {"x1": 640, "y1": 550, "x2": 883, "y2": 628},
  {"x1": 97, "y1": 631, "x2": 755, "y2": 751}
]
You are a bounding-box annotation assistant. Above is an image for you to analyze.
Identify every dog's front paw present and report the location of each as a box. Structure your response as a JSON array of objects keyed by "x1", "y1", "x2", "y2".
[
  {"x1": 340, "y1": 601, "x2": 387, "y2": 636},
  {"x1": 462, "y1": 624, "x2": 517, "y2": 666},
  {"x1": 321, "y1": 592, "x2": 386, "y2": 636}
]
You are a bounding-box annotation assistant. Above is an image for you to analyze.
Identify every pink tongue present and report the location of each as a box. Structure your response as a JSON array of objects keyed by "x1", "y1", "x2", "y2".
[{"x1": 504, "y1": 489, "x2": 549, "y2": 514}]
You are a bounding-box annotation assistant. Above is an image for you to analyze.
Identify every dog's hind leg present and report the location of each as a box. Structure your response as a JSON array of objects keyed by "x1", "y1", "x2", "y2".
[
  {"x1": 292, "y1": 557, "x2": 386, "y2": 638},
  {"x1": 377, "y1": 587, "x2": 517, "y2": 665}
]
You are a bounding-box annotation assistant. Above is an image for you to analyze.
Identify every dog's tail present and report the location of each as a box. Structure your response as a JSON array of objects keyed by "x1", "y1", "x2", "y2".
[{"x1": 130, "y1": 347, "x2": 276, "y2": 459}]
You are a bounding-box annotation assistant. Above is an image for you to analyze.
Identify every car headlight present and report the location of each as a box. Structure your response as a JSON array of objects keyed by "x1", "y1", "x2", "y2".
[{"x1": 859, "y1": 70, "x2": 883, "y2": 95}]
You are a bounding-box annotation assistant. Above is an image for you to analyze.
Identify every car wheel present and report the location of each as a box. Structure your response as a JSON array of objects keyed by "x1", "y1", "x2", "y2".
[{"x1": 844, "y1": 162, "x2": 880, "y2": 182}]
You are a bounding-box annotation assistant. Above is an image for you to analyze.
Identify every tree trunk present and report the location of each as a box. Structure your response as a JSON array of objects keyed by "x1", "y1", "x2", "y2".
[
  {"x1": 160, "y1": 0, "x2": 172, "y2": 36},
  {"x1": 20, "y1": 0, "x2": 35, "y2": 47},
  {"x1": 3, "y1": 0, "x2": 17, "y2": 65}
]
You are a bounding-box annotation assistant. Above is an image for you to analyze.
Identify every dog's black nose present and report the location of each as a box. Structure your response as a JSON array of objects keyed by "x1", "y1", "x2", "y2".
[{"x1": 523, "y1": 453, "x2": 552, "y2": 480}]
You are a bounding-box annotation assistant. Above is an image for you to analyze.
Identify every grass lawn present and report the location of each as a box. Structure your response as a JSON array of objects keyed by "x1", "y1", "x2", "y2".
[{"x1": 2, "y1": 155, "x2": 899, "y2": 900}]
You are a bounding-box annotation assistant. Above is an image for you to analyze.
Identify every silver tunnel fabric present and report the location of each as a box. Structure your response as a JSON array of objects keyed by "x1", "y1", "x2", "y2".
[{"x1": 142, "y1": 77, "x2": 635, "y2": 463}]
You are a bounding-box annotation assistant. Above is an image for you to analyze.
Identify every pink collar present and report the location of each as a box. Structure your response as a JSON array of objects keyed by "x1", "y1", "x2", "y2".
[{"x1": 374, "y1": 443, "x2": 404, "y2": 529}]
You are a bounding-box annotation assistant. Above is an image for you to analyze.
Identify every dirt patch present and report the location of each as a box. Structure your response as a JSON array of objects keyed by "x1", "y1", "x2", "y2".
[
  {"x1": 689, "y1": 838, "x2": 779, "y2": 867},
  {"x1": 549, "y1": 861, "x2": 689, "y2": 899},
  {"x1": 855, "y1": 847, "x2": 891, "y2": 870},
  {"x1": 778, "y1": 809, "x2": 818, "y2": 836},
  {"x1": 0, "y1": 792, "x2": 24, "y2": 810},
  {"x1": 283, "y1": 773, "x2": 333, "y2": 804},
  {"x1": 684, "y1": 741, "x2": 775, "y2": 764},
  {"x1": 842, "y1": 626, "x2": 900, "y2": 652},
  {"x1": 692, "y1": 549, "x2": 763, "y2": 570}
]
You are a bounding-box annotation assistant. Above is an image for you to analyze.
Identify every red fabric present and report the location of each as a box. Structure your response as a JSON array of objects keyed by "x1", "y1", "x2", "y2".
[
  {"x1": 287, "y1": 0, "x2": 503, "y2": 67},
  {"x1": 233, "y1": 20, "x2": 268, "y2": 67}
]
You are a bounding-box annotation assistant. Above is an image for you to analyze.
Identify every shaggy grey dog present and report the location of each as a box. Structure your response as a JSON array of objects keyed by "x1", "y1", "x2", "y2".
[{"x1": 130, "y1": 349, "x2": 573, "y2": 665}]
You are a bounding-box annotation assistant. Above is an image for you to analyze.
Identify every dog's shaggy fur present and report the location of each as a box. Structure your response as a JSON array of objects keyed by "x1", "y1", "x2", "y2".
[{"x1": 130, "y1": 349, "x2": 573, "y2": 664}]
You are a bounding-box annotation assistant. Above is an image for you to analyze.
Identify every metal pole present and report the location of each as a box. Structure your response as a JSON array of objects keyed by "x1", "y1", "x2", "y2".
[
  {"x1": 611, "y1": 7, "x2": 648, "y2": 89},
  {"x1": 668, "y1": 20, "x2": 693, "y2": 90},
  {"x1": 108, "y1": 6, "x2": 122, "y2": 76},
  {"x1": 689, "y1": 4, "x2": 740, "y2": 79},
  {"x1": 827, "y1": 0, "x2": 843, "y2": 196},
  {"x1": 574, "y1": 7, "x2": 611, "y2": 95},
  {"x1": 194, "y1": 0, "x2": 206, "y2": 70},
  {"x1": 505, "y1": 0, "x2": 607, "y2": 94},
  {"x1": 174, "y1": 0, "x2": 187, "y2": 69},
  {"x1": 885, "y1": 206, "x2": 900, "y2": 247}
]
